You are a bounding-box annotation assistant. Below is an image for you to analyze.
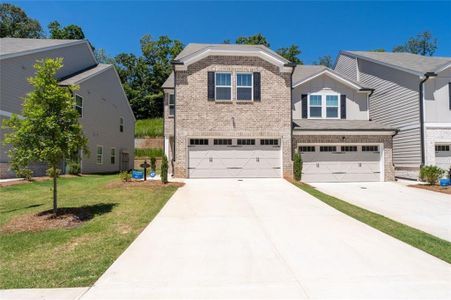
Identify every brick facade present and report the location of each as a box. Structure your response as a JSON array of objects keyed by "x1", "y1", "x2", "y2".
[
  {"x1": 292, "y1": 134, "x2": 395, "y2": 181},
  {"x1": 171, "y1": 56, "x2": 293, "y2": 178},
  {"x1": 424, "y1": 127, "x2": 451, "y2": 166}
]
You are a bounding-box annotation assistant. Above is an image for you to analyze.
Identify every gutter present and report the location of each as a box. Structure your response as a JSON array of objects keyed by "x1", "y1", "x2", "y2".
[
  {"x1": 289, "y1": 63, "x2": 296, "y2": 161},
  {"x1": 359, "y1": 87, "x2": 375, "y2": 97},
  {"x1": 419, "y1": 72, "x2": 437, "y2": 166}
]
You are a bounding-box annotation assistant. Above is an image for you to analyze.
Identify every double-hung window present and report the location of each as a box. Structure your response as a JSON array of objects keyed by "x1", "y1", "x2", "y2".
[
  {"x1": 308, "y1": 93, "x2": 340, "y2": 119},
  {"x1": 169, "y1": 94, "x2": 175, "y2": 116},
  {"x1": 326, "y1": 95, "x2": 339, "y2": 118},
  {"x1": 236, "y1": 73, "x2": 253, "y2": 101},
  {"x1": 75, "y1": 94, "x2": 83, "y2": 117},
  {"x1": 96, "y1": 146, "x2": 103, "y2": 165},
  {"x1": 111, "y1": 148, "x2": 116, "y2": 164},
  {"x1": 309, "y1": 95, "x2": 322, "y2": 118},
  {"x1": 215, "y1": 73, "x2": 232, "y2": 100},
  {"x1": 120, "y1": 117, "x2": 124, "y2": 132}
]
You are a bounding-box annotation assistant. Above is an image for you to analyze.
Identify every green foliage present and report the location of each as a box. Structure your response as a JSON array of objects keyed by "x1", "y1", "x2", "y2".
[
  {"x1": 371, "y1": 48, "x2": 386, "y2": 52},
  {"x1": 135, "y1": 118, "x2": 163, "y2": 137},
  {"x1": 393, "y1": 31, "x2": 437, "y2": 56},
  {"x1": 161, "y1": 155, "x2": 168, "y2": 184},
  {"x1": 119, "y1": 171, "x2": 131, "y2": 182},
  {"x1": 134, "y1": 148, "x2": 164, "y2": 158},
  {"x1": 276, "y1": 44, "x2": 303, "y2": 64},
  {"x1": 419, "y1": 165, "x2": 444, "y2": 185},
  {"x1": 0, "y1": 3, "x2": 43, "y2": 38},
  {"x1": 150, "y1": 157, "x2": 156, "y2": 172},
  {"x1": 67, "y1": 162, "x2": 81, "y2": 175},
  {"x1": 46, "y1": 168, "x2": 61, "y2": 178},
  {"x1": 236, "y1": 33, "x2": 270, "y2": 47},
  {"x1": 48, "y1": 21, "x2": 85, "y2": 40},
  {"x1": 15, "y1": 168, "x2": 33, "y2": 181},
  {"x1": 2, "y1": 58, "x2": 88, "y2": 213},
  {"x1": 293, "y1": 152, "x2": 303, "y2": 181},
  {"x1": 314, "y1": 55, "x2": 333, "y2": 68}
]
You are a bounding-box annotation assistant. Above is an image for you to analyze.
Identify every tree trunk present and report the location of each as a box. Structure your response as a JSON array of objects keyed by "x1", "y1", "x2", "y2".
[{"x1": 53, "y1": 165, "x2": 58, "y2": 215}]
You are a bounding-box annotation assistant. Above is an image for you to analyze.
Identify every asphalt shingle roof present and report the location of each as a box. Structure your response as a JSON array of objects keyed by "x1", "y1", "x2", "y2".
[
  {"x1": 293, "y1": 119, "x2": 397, "y2": 131},
  {"x1": 59, "y1": 64, "x2": 111, "y2": 85},
  {"x1": 0, "y1": 38, "x2": 85, "y2": 58},
  {"x1": 162, "y1": 72, "x2": 174, "y2": 89},
  {"x1": 293, "y1": 65, "x2": 365, "y2": 89}
]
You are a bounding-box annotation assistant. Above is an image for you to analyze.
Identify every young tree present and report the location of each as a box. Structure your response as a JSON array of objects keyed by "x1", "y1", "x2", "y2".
[
  {"x1": 0, "y1": 3, "x2": 43, "y2": 38},
  {"x1": 393, "y1": 31, "x2": 437, "y2": 56},
  {"x1": 276, "y1": 44, "x2": 303, "y2": 64},
  {"x1": 314, "y1": 55, "x2": 333, "y2": 68},
  {"x1": 2, "y1": 58, "x2": 88, "y2": 215}
]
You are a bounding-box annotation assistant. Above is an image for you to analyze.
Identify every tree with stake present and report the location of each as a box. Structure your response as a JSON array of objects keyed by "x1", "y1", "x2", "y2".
[{"x1": 2, "y1": 58, "x2": 88, "y2": 215}]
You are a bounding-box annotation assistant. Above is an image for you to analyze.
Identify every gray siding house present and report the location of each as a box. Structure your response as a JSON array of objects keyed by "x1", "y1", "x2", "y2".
[
  {"x1": 163, "y1": 44, "x2": 397, "y2": 182},
  {"x1": 0, "y1": 38, "x2": 135, "y2": 178},
  {"x1": 335, "y1": 51, "x2": 451, "y2": 178}
]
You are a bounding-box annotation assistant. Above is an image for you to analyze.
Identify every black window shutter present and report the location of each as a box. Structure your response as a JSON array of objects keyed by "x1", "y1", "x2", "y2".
[
  {"x1": 301, "y1": 94, "x2": 308, "y2": 118},
  {"x1": 208, "y1": 72, "x2": 215, "y2": 101},
  {"x1": 448, "y1": 83, "x2": 451, "y2": 110},
  {"x1": 253, "y1": 72, "x2": 261, "y2": 101},
  {"x1": 340, "y1": 94, "x2": 347, "y2": 119}
]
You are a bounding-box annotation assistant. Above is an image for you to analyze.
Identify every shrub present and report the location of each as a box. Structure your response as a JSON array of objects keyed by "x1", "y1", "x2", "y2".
[
  {"x1": 119, "y1": 171, "x2": 131, "y2": 182},
  {"x1": 67, "y1": 162, "x2": 81, "y2": 175},
  {"x1": 150, "y1": 157, "x2": 156, "y2": 172},
  {"x1": 161, "y1": 155, "x2": 168, "y2": 184},
  {"x1": 16, "y1": 168, "x2": 33, "y2": 181},
  {"x1": 46, "y1": 168, "x2": 61, "y2": 178},
  {"x1": 293, "y1": 152, "x2": 303, "y2": 181},
  {"x1": 419, "y1": 165, "x2": 444, "y2": 185}
]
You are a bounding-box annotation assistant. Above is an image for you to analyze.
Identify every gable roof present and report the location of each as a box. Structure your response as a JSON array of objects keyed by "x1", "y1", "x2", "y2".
[
  {"x1": 341, "y1": 51, "x2": 451, "y2": 76},
  {"x1": 162, "y1": 72, "x2": 174, "y2": 89},
  {"x1": 293, "y1": 65, "x2": 367, "y2": 91},
  {"x1": 0, "y1": 38, "x2": 88, "y2": 59},
  {"x1": 59, "y1": 64, "x2": 112, "y2": 86}
]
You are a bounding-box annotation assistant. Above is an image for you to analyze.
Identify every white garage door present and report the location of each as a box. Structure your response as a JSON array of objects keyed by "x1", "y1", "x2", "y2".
[
  {"x1": 435, "y1": 144, "x2": 451, "y2": 170},
  {"x1": 300, "y1": 144, "x2": 382, "y2": 182},
  {"x1": 188, "y1": 138, "x2": 281, "y2": 178}
]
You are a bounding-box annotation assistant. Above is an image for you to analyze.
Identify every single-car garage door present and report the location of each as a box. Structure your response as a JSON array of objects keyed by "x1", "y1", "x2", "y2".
[
  {"x1": 435, "y1": 144, "x2": 451, "y2": 170},
  {"x1": 300, "y1": 144, "x2": 382, "y2": 182},
  {"x1": 188, "y1": 138, "x2": 281, "y2": 178}
]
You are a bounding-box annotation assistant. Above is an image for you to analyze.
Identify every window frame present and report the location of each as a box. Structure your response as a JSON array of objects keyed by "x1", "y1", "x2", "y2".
[
  {"x1": 75, "y1": 94, "x2": 83, "y2": 117},
  {"x1": 237, "y1": 139, "x2": 255, "y2": 146},
  {"x1": 190, "y1": 139, "x2": 209, "y2": 146},
  {"x1": 213, "y1": 139, "x2": 232, "y2": 146},
  {"x1": 435, "y1": 145, "x2": 450, "y2": 152},
  {"x1": 362, "y1": 145, "x2": 379, "y2": 152},
  {"x1": 340, "y1": 145, "x2": 358, "y2": 152},
  {"x1": 308, "y1": 92, "x2": 341, "y2": 119},
  {"x1": 110, "y1": 147, "x2": 116, "y2": 164},
  {"x1": 236, "y1": 72, "x2": 253, "y2": 101},
  {"x1": 96, "y1": 145, "x2": 103, "y2": 165},
  {"x1": 120, "y1": 117, "x2": 124, "y2": 132},
  {"x1": 215, "y1": 72, "x2": 232, "y2": 101},
  {"x1": 299, "y1": 146, "x2": 315, "y2": 153},
  {"x1": 319, "y1": 146, "x2": 337, "y2": 152},
  {"x1": 260, "y1": 139, "x2": 279, "y2": 146},
  {"x1": 168, "y1": 94, "x2": 175, "y2": 117}
]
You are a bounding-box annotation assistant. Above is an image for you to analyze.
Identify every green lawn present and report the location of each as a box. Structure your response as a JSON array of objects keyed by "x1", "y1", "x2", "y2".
[
  {"x1": 0, "y1": 175, "x2": 179, "y2": 288},
  {"x1": 292, "y1": 181, "x2": 451, "y2": 264},
  {"x1": 135, "y1": 148, "x2": 164, "y2": 158},
  {"x1": 135, "y1": 118, "x2": 163, "y2": 138}
]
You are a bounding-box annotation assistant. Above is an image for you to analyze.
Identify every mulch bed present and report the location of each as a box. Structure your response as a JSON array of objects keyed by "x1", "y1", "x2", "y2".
[
  {"x1": 1, "y1": 207, "x2": 93, "y2": 233},
  {"x1": 409, "y1": 184, "x2": 451, "y2": 195},
  {"x1": 106, "y1": 179, "x2": 184, "y2": 189}
]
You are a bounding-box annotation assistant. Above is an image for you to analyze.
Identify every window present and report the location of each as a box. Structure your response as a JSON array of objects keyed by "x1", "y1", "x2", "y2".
[
  {"x1": 215, "y1": 73, "x2": 231, "y2": 100},
  {"x1": 120, "y1": 117, "x2": 124, "y2": 132},
  {"x1": 326, "y1": 95, "x2": 339, "y2": 118},
  {"x1": 237, "y1": 73, "x2": 253, "y2": 101},
  {"x1": 237, "y1": 139, "x2": 255, "y2": 145},
  {"x1": 75, "y1": 94, "x2": 83, "y2": 117},
  {"x1": 169, "y1": 94, "x2": 175, "y2": 117},
  {"x1": 190, "y1": 139, "x2": 209, "y2": 145},
  {"x1": 111, "y1": 148, "x2": 116, "y2": 164},
  {"x1": 320, "y1": 146, "x2": 337, "y2": 152},
  {"x1": 96, "y1": 146, "x2": 103, "y2": 165},
  {"x1": 260, "y1": 139, "x2": 279, "y2": 146},
  {"x1": 299, "y1": 146, "x2": 315, "y2": 152},
  {"x1": 309, "y1": 95, "x2": 322, "y2": 118},
  {"x1": 214, "y1": 139, "x2": 232, "y2": 145},
  {"x1": 341, "y1": 145, "x2": 357, "y2": 152},
  {"x1": 362, "y1": 145, "x2": 379, "y2": 152},
  {"x1": 436, "y1": 145, "x2": 450, "y2": 152}
]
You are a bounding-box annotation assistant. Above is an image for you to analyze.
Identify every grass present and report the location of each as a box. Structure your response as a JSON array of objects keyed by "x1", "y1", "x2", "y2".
[
  {"x1": 135, "y1": 118, "x2": 163, "y2": 138},
  {"x1": 135, "y1": 148, "x2": 164, "y2": 158},
  {"x1": 291, "y1": 181, "x2": 451, "y2": 264},
  {"x1": 0, "y1": 175, "x2": 179, "y2": 288}
]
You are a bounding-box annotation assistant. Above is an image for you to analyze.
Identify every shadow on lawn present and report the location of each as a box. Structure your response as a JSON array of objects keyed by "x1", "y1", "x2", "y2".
[
  {"x1": 1, "y1": 203, "x2": 44, "y2": 214},
  {"x1": 38, "y1": 203, "x2": 118, "y2": 221}
]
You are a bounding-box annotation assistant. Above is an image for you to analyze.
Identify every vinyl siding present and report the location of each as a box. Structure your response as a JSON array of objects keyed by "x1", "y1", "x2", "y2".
[
  {"x1": 424, "y1": 67, "x2": 451, "y2": 123},
  {"x1": 334, "y1": 54, "x2": 358, "y2": 82}
]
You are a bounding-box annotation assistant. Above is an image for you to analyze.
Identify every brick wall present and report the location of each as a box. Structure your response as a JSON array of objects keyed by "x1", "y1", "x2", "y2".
[
  {"x1": 173, "y1": 56, "x2": 292, "y2": 178},
  {"x1": 425, "y1": 127, "x2": 451, "y2": 166}
]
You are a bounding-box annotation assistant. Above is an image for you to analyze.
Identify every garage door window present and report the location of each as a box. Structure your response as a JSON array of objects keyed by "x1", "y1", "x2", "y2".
[
  {"x1": 436, "y1": 145, "x2": 450, "y2": 152},
  {"x1": 260, "y1": 139, "x2": 278, "y2": 145},
  {"x1": 320, "y1": 146, "x2": 337, "y2": 152},
  {"x1": 299, "y1": 146, "x2": 315, "y2": 152},
  {"x1": 362, "y1": 145, "x2": 379, "y2": 152},
  {"x1": 190, "y1": 139, "x2": 209, "y2": 145},
  {"x1": 237, "y1": 139, "x2": 255, "y2": 145},
  {"x1": 214, "y1": 139, "x2": 232, "y2": 145},
  {"x1": 341, "y1": 146, "x2": 357, "y2": 152}
]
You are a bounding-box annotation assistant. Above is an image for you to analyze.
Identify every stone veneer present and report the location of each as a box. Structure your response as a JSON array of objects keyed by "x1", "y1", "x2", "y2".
[
  {"x1": 292, "y1": 134, "x2": 395, "y2": 181},
  {"x1": 173, "y1": 56, "x2": 293, "y2": 178},
  {"x1": 424, "y1": 127, "x2": 451, "y2": 166}
]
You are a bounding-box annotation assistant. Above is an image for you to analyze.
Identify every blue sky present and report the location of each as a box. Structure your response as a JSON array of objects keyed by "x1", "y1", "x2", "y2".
[{"x1": 13, "y1": 1, "x2": 451, "y2": 64}]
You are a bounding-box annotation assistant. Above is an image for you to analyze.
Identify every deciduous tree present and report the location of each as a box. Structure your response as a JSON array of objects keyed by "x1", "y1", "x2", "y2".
[
  {"x1": 314, "y1": 55, "x2": 333, "y2": 68},
  {"x1": 0, "y1": 3, "x2": 43, "y2": 38},
  {"x1": 393, "y1": 31, "x2": 437, "y2": 56}
]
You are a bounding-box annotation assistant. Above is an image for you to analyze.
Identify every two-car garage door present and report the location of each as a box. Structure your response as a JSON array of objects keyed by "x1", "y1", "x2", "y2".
[
  {"x1": 300, "y1": 144, "x2": 383, "y2": 182},
  {"x1": 188, "y1": 138, "x2": 281, "y2": 178}
]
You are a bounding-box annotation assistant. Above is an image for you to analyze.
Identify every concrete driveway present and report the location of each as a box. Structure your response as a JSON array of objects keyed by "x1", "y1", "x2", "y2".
[
  {"x1": 312, "y1": 182, "x2": 451, "y2": 241},
  {"x1": 81, "y1": 179, "x2": 450, "y2": 299}
]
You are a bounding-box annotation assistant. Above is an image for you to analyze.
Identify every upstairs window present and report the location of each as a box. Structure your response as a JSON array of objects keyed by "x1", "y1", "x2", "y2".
[
  {"x1": 111, "y1": 148, "x2": 116, "y2": 164},
  {"x1": 215, "y1": 73, "x2": 231, "y2": 100},
  {"x1": 237, "y1": 73, "x2": 253, "y2": 101},
  {"x1": 120, "y1": 117, "x2": 124, "y2": 132},
  {"x1": 75, "y1": 94, "x2": 83, "y2": 117},
  {"x1": 326, "y1": 95, "x2": 339, "y2": 118},
  {"x1": 309, "y1": 95, "x2": 322, "y2": 118},
  {"x1": 169, "y1": 94, "x2": 175, "y2": 116},
  {"x1": 308, "y1": 93, "x2": 340, "y2": 119},
  {"x1": 96, "y1": 146, "x2": 103, "y2": 165}
]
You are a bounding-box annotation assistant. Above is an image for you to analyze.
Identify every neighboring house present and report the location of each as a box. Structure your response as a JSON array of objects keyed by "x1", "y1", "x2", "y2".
[
  {"x1": 335, "y1": 51, "x2": 451, "y2": 178},
  {"x1": 0, "y1": 38, "x2": 135, "y2": 178},
  {"x1": 162, "y1": 43, "x2": 397, "y2": 182}
]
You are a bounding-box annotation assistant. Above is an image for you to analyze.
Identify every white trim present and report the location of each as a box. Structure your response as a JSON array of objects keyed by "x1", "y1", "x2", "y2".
[
  {"x1": 293, "y1": 130, "x2": 396, "y2": 136},
  {"x1": 96, "y1": 145, "x2": 103, "y2": 165},
  {"x1": 168, "y1": 94, "x2": 175, "y2": 117},
  {"x1": 425, "y1": 123, "x2": 451, "y2": 129},
  {"x1": 0, "y1": 40, "x2": 87, "y2": 60},
  {"x1": 293, "y1": 69, "x2": 363, "y2": 90},
  {"x1": 214, "y1": 72, "x2": 232, "y2": 101},
  {"x1": 236, "y1": 72, "x2": 253, "y2": 101},
  {"x1": 0, "y1": 110, "x2": 24, "y2": 119},
  {"x1": 307, "y1": 92, "x2": 340, "y2": 119}
]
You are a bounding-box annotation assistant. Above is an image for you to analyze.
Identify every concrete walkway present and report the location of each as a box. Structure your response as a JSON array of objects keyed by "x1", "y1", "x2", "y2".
[
  {"x1": 312, "y1": 181, "x2": 451, "y2": 241},
  {"x1": 0, "y1": 288, "x2": 88, "y2": 300},
  {"x1": 80, "y1": 178, "x2": 450, "y2": 299}
]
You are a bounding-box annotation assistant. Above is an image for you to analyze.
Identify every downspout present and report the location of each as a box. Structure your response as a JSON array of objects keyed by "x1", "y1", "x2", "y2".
[
  {"x1": 285, "y1": 62, "x2": 297, "y2": 162},
  {"x1": 170, "y1": 60, "x2": 184, "y2": 176},
  {"x1": 419, "y1": 72, "x2": 437, "y2": 166}
]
